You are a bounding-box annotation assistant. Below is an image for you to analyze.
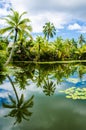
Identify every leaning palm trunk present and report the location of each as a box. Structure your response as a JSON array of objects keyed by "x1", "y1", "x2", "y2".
[
  {"x1": 4, "y1": 29, "x2": 17, "y2": 66},
  {"x1": 6, "y1": 74, "x2": 19, "y2": 103}
]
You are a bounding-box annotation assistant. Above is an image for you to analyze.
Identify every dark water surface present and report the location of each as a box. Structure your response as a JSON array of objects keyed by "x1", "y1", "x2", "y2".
[{"x1": 0, "y1": 63, "x2": 86, "y2": 130}]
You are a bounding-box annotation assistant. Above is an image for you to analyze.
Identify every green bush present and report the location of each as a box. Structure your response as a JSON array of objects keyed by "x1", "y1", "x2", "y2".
[{"x1": 0, "y1": 51, "x2": 6, "y2": 71}]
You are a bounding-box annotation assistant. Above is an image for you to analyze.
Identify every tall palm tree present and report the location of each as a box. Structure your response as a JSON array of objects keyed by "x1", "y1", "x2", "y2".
[
  {"x1": 43, "y1": 22, "x2": 56, "y2": 41},
  {"x1": 2, "y1": 75, "x2": 34, "y2": 125},
  {"x1": 78, "y1": 34, "x2": 85, "y2": 47},
  {"x1": 71, "y1": 38, "x2": 77, "y2": 48},
  {"x1": 0, "y1": 9, "x2": 32, "y2": 66}
]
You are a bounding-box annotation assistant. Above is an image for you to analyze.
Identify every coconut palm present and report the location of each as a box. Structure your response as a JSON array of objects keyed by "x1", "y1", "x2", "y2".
[
  {"x1": 78, "y1": 34, "x2": 85, "y2": 47},
  {"x1": 2, "y1": 75, "x2": 34, "y2": 125},
  {"x1": 43, "y1": 22, "x2": 56, "y2": 41},
  {"x1": 35, "y1": 36, "x2": 45, "y2": 61},
  {"x1": 71, "y1": 38, "x2": 77, "y2": 48},
  {"x1": 0, "y1": 9, "x2": 32, "y2": 66}
]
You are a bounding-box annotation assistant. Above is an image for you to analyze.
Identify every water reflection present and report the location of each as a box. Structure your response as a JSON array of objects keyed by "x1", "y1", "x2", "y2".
[
  {"x1": 0, "y1": 62, "x2": 86, "y2": 129},
  {"x1": 0, "y1": 73, "x2": 6, "y2": 85},
  {"x1": 2, "y1": 75, "x2": 34, "y2": 125},
  {"x1": 43, "y1": 75, "x2": 56, "y2": 96}
]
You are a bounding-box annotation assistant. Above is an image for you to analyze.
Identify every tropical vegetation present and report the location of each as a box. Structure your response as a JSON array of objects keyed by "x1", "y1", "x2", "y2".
[{"x1": 0, "y1": 9, "x2": 86, "y2": 67}]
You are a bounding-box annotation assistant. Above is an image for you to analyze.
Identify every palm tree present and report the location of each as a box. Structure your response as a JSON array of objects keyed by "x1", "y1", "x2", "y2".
[
  {"x1": 78, "y1": 34, "x2": 85, "y2": 47},
  {"x1": 0, "y1": 9, "x2": 32, "y2": 66},
  {"x1": 35, "y1": 36, "x2": 44, "y2": 61},
  {"x1": 43, "y1": 22, "x2": 56, "y2": 41},
  {"x1": 2, "y1": 75, "x2": 34, "y2": 125},
  {"x1": 71, "y1": 38, "x2": 77, "y2": 48}
]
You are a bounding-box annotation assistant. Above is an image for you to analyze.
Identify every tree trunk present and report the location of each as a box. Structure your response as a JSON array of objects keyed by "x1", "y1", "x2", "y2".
[
  {"x1": 38, "y1": 42, "x2": 40, "y2": 61},
  {"x1": 47, "y1": 35, "x2": 49, "y2": 41},
  {"x1": 6, "y1": 74, "x2": 19, "y2": 103},
  {"x1": 4, "y1": 28, "x2": 18, "y2": 66}
]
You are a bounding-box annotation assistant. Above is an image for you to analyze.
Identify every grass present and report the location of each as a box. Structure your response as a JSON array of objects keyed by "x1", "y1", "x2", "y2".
[{"x1": 13, "y1": 60, "x2": 86, "y2": 64}]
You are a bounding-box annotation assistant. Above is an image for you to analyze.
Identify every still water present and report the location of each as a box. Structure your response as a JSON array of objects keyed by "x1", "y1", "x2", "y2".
[{"x1": 0, "y1": 63, "x2": 86, "y2": 130}]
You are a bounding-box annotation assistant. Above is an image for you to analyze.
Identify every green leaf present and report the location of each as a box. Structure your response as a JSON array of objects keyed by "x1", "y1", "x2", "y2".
[
  {"x1": 8, "y1": 95, "x2": 16, "y2": 104},
  {"x1": 18, "y1": 94, "x2": 24, "y2": 106},
  {"x1": 2, "y1": 102, "x2": 16, "y2": 108},
  {"x1": 23, "y1": 95, "x2": 34, "y2": 108}
]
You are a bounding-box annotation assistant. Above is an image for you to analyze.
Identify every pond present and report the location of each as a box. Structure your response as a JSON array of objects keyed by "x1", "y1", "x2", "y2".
[{"x1": 0, "y1": 62, "x2": 86, "y2": 130}]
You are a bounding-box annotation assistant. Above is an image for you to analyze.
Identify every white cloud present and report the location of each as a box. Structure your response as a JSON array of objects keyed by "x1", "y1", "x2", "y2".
[
  {"x1": 9, "y1": 0, "x2": 71, "y2": 33},
  {"x1": 68, "y1": 23, "x2": 81, "y2": 30},
  {"x1": 68, "y1": 23, "x2": 86, "y2": 33},
  {"x1": 1, "y1": 0, "x2": 86, "y2": 34},
  {"x1": 0, "y1": 8, "x2": 8, "y2": 17},
  {"x1": 9, "y1": 0, "x2": 86, "y2": 33},
  {"x1": 0, "y1": 93, "x2": 8, "y2": 98},
  {"x1": 79, "y1": 26, "x2": 86, "y2": 33},
  {"x1": 30, "y1": 12, "x2": 68, "y2": 33}
]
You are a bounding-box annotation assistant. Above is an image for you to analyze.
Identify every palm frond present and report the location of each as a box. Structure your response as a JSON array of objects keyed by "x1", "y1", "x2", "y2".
[
  {"x1": 18, "y1": 94, "x2": 24, "y2": 106},
  {"x1": 19, "y1": 11, "x2": 27, "y2": 20},
  {"x1": 2, "y1": 102, "x2": 16, "y2": 108},
  {"x1": 23, "y1": 109, "x2": 32, "y2": 116},
  {"x1": 24, "y1": 30, "x2": 33, "y2": 38},
  {"x1": 0, "y1": 27, "x2": 13, "y2": 34},
  {"x1": 7, "y1": 109, "x2": 17, "y2": 117},
  {"x1": 22, "y1": 114, "x2": 30, "y2": 121},
  {"x1": 19, "y1": 18, "x2": 30, "y2": 25},
  {"x1": 3, "y1": 18, "x2": 15, "y2": 26},
  {"x1": 26, "y1": 25, "x2": 32, "y2": 31},
  {"x1": 23, "y1": 95, "x2": 34, "y2": 108},
  {"x1": 8, "y1": 95, "x2": 16, "y2": 104}
]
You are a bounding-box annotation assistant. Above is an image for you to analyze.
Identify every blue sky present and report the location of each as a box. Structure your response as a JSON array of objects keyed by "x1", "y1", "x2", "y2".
[{"x1": 0, "y1": 0, "x2": 86, "y2": 40}]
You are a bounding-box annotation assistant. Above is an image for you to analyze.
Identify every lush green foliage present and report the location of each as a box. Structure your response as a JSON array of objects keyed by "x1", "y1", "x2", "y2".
[
  {"x1": 0, "y1": 9, "x2": 32, "y2": 65},
  {"x1": 0, "y1": 37, "x2": 7, "y2": 70},
  {"x1": 0, "y1": 9, "x2": 86, "y2": 63}
]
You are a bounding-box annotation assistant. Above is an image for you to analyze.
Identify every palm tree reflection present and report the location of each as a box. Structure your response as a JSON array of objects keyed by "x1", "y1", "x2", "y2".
[
  {"x1": 2, "y1": 75, "x2": 34, "y2": 125},
  {"x1": 43, "y1": 76, "x2": 56, "y2": 96}
]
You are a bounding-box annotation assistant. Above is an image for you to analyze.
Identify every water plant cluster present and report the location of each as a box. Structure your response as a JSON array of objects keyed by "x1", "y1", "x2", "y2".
[{"x1": 60, "y1": 87, "x2": 86, "y2": 100}]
